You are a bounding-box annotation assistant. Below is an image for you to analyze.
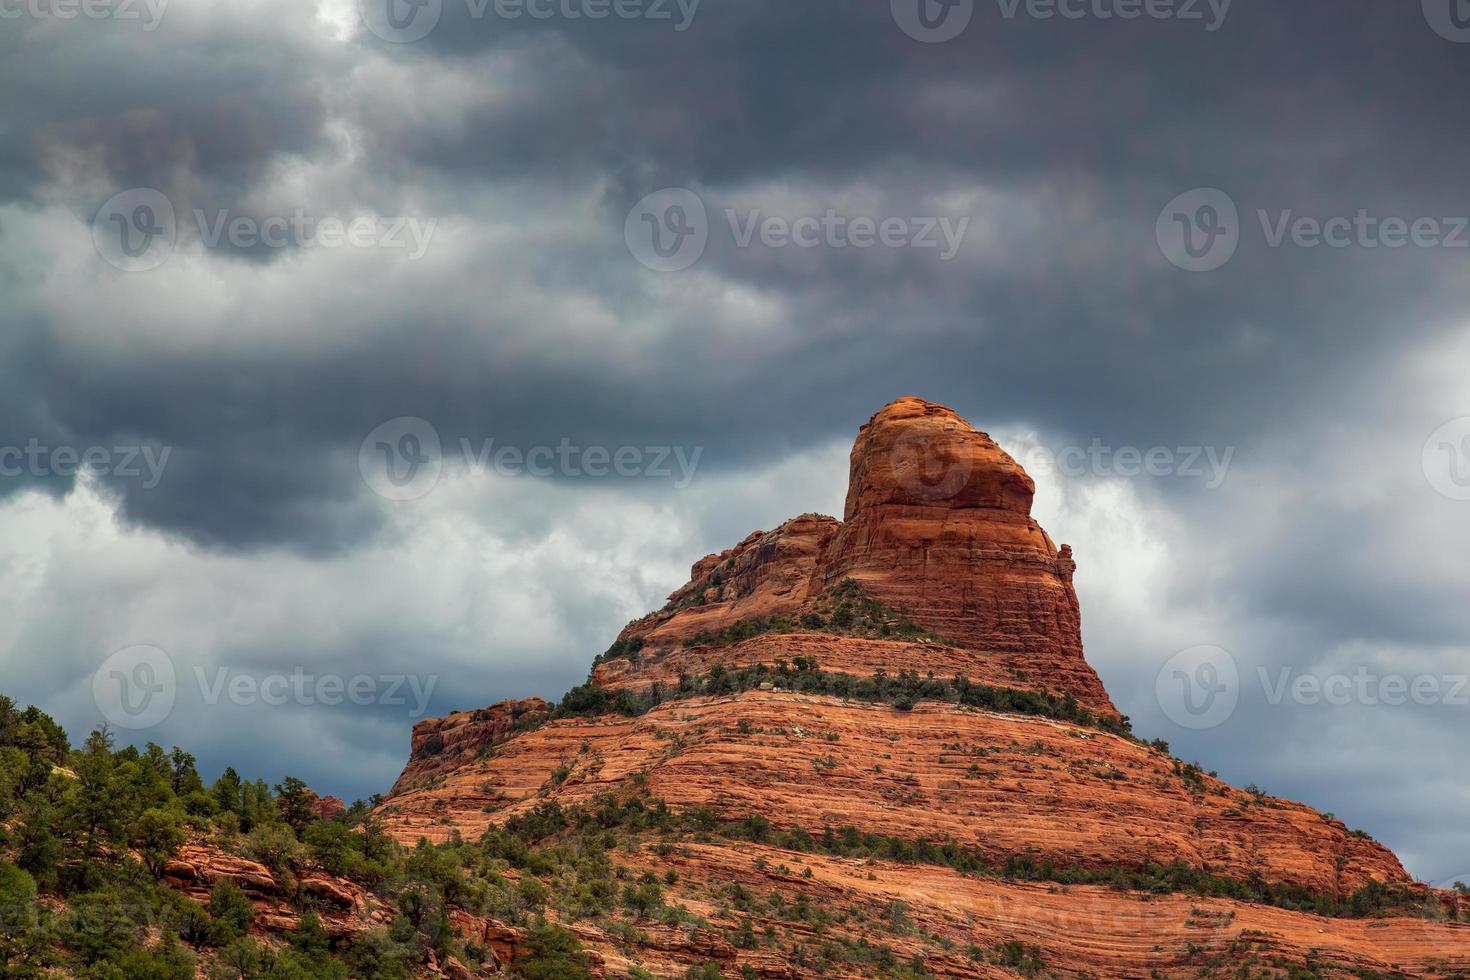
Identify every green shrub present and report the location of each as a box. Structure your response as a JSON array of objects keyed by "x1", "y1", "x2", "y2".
[
  {"x1": 512, "y1": 919, "x2": 593, "y2": 979},
  {"x1": 206, "y1": 879, "x2": 257, "y2": 946}
]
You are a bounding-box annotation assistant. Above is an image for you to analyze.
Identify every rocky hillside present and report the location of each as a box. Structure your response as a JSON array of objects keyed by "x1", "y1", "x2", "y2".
[{"x1": 377, "y1": 397, "x2": 1470, "y2": 978}]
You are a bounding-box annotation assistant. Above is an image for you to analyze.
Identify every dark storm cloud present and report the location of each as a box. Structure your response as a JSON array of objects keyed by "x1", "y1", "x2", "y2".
[
  {"x1": 0, "y1": 8, "x2": 342, "y2": 205},
  {"x1": 0, "y1": 0, "x2": 1463, "y2": 549},
  {"x1": 1, "y1": 0, "x2": 1467, "y2": 875}
]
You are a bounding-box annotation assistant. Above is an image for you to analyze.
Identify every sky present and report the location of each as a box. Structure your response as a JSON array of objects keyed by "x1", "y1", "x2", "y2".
[{"x1": 0, "y1": 0, "x2": 1467, "y2": 883}]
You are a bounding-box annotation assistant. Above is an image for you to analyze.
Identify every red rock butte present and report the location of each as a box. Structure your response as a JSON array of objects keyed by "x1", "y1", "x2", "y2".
[
  {"x1": 378, "y1": 397, "x2": 1470, "y2": 978},
  {"x1": 592, "y1": 396, "x2": 1112, "y2": 714}
]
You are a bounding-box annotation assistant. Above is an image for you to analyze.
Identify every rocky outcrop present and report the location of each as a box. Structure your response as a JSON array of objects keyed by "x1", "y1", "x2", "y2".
[
  {"x1": 390, "y1": 697, "x2": 551, "y2": 796},
  {"x1": 606, "y1": 514, "x2": 840, "y2": 654},
  {"x1": 376, "y1": 396, "x2": 1470, "y2": 977},
  {"x1": 598, "y1": 398, "x2": 1114, "y2": 715},
  {"x1": 379, "y1": 691, "x2": 1407, "y2": 897},
  {"x1": 302, "y1": 788, "x2": 346, "y2": 822},
  {"x1": 827, "y1": 398, "x2": 1113, "y2": 713},
  {"x1": 162, "y1": 844, "x2": 279, "y2": 897}
]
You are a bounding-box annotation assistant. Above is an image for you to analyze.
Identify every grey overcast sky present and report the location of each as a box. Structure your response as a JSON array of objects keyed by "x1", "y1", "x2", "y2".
[{"x1": 1, "y1": 0, "x2": 1467, "y2": 882}]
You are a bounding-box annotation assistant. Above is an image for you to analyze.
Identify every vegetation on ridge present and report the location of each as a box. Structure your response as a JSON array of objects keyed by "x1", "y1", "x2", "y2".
[
  {"x1": 0, "y1": 694, "x2": 593, "y2": 979},
  {"x1": 2, "y1": 690, "x2": 1455, "y2": 980},
  {"x1": 553, "y1": 660, "x2": 1133, "y2": 738},
  {"x1": 597, "y1": 578, "x2": 951, "y2": 666}
]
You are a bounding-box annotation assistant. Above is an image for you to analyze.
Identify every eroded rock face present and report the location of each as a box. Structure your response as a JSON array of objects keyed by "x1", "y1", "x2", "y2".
[
  {"x1": 390, "y1": 697, "x2": 552, "y2": 796},
  {"x1": 826, "y1": 398, "x2": 1114, "y2": 713},
  {"x1": 379, "y1": 692, "x2": 1407, "y2": 897},
  {"x1": 374, "y1": 396, "x2": 1470, "y2": 977},
  {"x1": 606, "y1": 514, "x2": 840, "y2": 654},
  {"x1": 303, "y1": 788, "x2": 346, "y2": 822},
  {"x1": 595, "y1": 398, "x2": 1114, "y2": 714}
]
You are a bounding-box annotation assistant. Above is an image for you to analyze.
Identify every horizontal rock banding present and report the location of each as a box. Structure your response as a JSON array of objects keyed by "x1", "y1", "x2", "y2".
[{"x1": 378, "y1": 396, "x2": 1463, "y2": 976}]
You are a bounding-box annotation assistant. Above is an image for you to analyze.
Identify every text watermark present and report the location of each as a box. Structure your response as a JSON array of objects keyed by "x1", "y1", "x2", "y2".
[
  {"x1": 0, "y1": 440, "x2": 171, "y2": 488},
  {"x1": 1157, "y1": 188, "x2": 1468, "y2": 272},
  {"x1": 359, "y1": 0, "x2": 701, "y2": 44},
  {"x1": 892, "y1": 0, "x2": 1230, "y2": 43},
  {"x1": 1156, "y1": 645, "x2": 1470, "y2": 730},
  {"x1": 358, "y1": 416, "x2": 703, "y2": 501},
  {"x1": 93, "y1": 188, "x2": 438, "y2": 272},
  {"x1": 624, "y1": 187, "x2": 971, "y2": 272},
  {"x1": 0, "y1": 0, "x2": 167, "y2": 29},
  {"x1": 92, "y1": 645, "x2": 439, "y2": 731}
]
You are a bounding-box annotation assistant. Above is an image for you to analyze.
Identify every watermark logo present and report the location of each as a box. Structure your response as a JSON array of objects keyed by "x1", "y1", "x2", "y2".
[
  {"x1": 1423, "y1": 0, "x2": 1470, "y2": 42},
  {"x1": 358, "y1": 417, "x2": 705, "y2": 499},
  {"x1": 92, "y1": 644, "x2": 439, "y2": 731},
  {"x1": 0, "y1": 440, "x2": 172, "y2": 488},
  {"x1": 1259, "y1": 666, "x2": 1469, "y2": 708},
  {"x1": 1258, "y1": 210, "x2": 1468, "y2": 251},
  {"x1": 1156, "y1": 645, "x2": 1238, "y2": 729},
  {"x1": 1423, "y1": 418, "x2": 1470, "y2": 502},
  {"x1": 726, "y1": 208, "x2": 969, "y2": 258},
  {"x1": 891, "y1": 0, "x2": 973, "y2": 42},
  {"x1": 195, "y1": 667, "x2": 437, "y2": 716},
  {"x1": 0, "y1": 0, "x2": 169, "y2": 30},
  {"x1": 1156, "y1": 188, "x2": 1238, "y2": 272},
  {"x1": 194, "y1": 208, "x2": 438, "y2": 259},
  {"x1": 361, "y1": 0, "x2": 699, "y2": 43},
  {"x1": 93, "y1": 189, "x2": 438, "y2": 272},
  {"x1": 1020, "y1": 441, "x2": 1234, "y2": 490},
  {"x1": 625, "y1": 188, "x2": 709, "y2": 272},
  {"x1": 1159, "y1": 188, "x2": 1469, "y2": 272},
  {"x1": 93, "y1": 188, "x2": 176, "y2": 272},
  {"x1": 359, "y1": 416, "x2": 444, "y2": 502},
  {"x1": 625, "y1": 187, "x2": 971, "y2": 270},
  {"x1": 894, "y1": 0, "x2": 1229, "y2": 42},
  {"x1": 890, "y1": 427, "x2": 974, "y2": 502},
  {"x1": 93, "y1": 645, "x2": 177, "y2": 730},
  {"x1": 995, "y1": 0, "x2": 1231, "y2": 30},
  {"x1": 360, "y1": 0, "x2": 443, "y2": 42}
]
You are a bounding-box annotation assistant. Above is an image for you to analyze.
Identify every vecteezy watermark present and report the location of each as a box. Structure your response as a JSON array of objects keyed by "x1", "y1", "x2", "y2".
[
  {"x1": 195, "y1": 667, "x2": 437, "y2": 716},
  {"x1": 1156, "y1": 645, "x2": 1470, "y2": 730},
  {"x1": 623, "y1": 188, "x2": 710, "y2": 272},
  {"x1": 1156, "y1": 645, "x2": 1239, "y2": 730},
  {"x1": 890, "y1": 0, "x2": 975, "y2": 42},
  {"x1": 93, "y1": 645, "x2": 177, "y2": 731},
  {"x1": 1155, "y1": 188, "x2": 1240, "y2": 272},
  {"x1": 1257, "y1": 210, "x2": 1469, "y2": 251},
  {"x1": 1021, "y1": 441, "x2": 1234, "y2": 490},
  {"x1": 1422, "y1": 417, "x2": 1470, "y2": 502},
  {"x1": 0, "y1": 0, "x2": 168, "y2": 29},
  {"x1": 358, "y1": 416, "x2": 704, "y2": 501},
  {"x1": 890, "y1": 425, "x2": 974, "y2": 502},
  {"x1": 0, "y1": 439, "x2": 172, "y2": 488},
  {"x1": 994, "y1": 0, "x2": 1230, "y2": 29},
  {"x1": 891, "y1": 0, "x2": 1229, "y2": 43},
  {"x1": 92, "y1": 645, "x2": 438, "y2": 731},
  {"x1": 1157, "y1": 188, "x2": 1469, "y2": 272},
  {"x1": 92, "y1": 188, "x2": 176, "y2": 273},
  {"x1": 1422, "y1": 0, "x2": 1470, "y2": 42},
  {"x1": 1259, "y1": 667, "x2": 1470, "y2": 709},
  {"x1": 92, "y1": 188, "x2": 438, "y2": 272},
  {"x1": 359, "y1": 0, "x2": 700, "y2": 44},
  {"x1": 623, "y1": 187, "x2": 970, "y2": 272}
]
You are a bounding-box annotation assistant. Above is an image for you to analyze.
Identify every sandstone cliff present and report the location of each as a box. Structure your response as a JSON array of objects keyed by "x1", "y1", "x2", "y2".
[{"x1": 378, "y1": 397, "x2": 1470, "y2": 978}]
